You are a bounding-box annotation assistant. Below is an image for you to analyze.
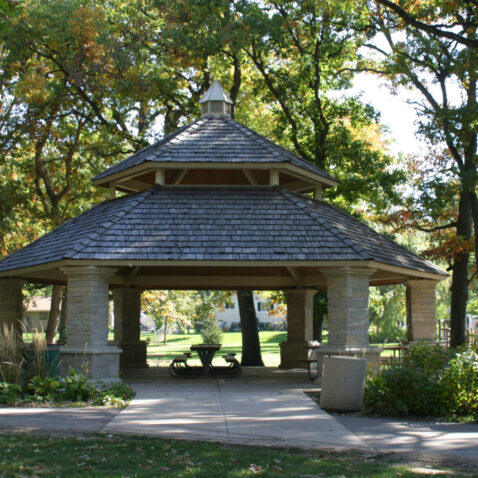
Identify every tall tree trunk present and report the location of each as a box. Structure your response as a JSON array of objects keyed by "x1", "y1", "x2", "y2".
[
  {"x1": 312, "y1": 290, "x2": 327, "y2": 342},
  {"x1": 450, "y1": 192, "x2": 472, "y2": 347},
  {"x1": 45, "y1": 285, "x2": 62, "y2": 344},
  {"x1": 163, "y1": 318, "x2": 168, "y2": 345},
  {"x1": 58, "y1": 287, "x2": 67, "y2": 344},
  {"x1": 237, "y1": 290, "x2": 264, "y2": 366}
]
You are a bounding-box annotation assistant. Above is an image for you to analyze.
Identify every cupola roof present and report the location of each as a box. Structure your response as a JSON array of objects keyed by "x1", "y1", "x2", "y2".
[{"x1": 199, "y1": 80, "x2": 233, "y2": 118}]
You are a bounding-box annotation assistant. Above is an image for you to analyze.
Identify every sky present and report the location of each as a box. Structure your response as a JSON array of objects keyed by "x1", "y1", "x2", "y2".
[{"x1": 351, "y1": 73, "x2": 428, "y2": 158}]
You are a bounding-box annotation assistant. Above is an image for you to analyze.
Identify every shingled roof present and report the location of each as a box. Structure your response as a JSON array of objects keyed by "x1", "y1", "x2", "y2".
[
  {"x1": 0, "y1": 186, "x2": 445, "y2": 277},
  {"x1": 93, "y1": 116, "x2": 337, "y2": 184}
]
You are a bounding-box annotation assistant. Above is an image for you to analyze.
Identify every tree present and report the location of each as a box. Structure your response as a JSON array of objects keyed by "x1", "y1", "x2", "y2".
[
  {"x1": 237, "y1": 291, "x2": 264, "y2": 366},
  {"x1": 370, "y1": 0, "x2": 478, "y2": 345}
]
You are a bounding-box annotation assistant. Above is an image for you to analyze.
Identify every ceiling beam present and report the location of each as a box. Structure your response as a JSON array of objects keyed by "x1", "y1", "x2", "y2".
[
  {"x1": 243, "y1": 169, "x2": 259, "y2": 185},
  {"x1": 173, "y1": 169, "x2": 189, "y2": 185},
  {"x1": 286, "y1": 266, "x2": 303, "y2": 287}
]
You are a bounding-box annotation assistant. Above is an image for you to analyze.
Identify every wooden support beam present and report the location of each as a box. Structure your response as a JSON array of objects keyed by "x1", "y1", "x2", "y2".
[
  {"x1": 286, "y1": 266, "x2": 303, "y2": 287},
  {"x1": 108, "y1": 183, "x2": 116, "y2": 199},
  {"x1": 269, "y1": 170, "x2": 279, "y2": 186},
  {"x1": 243, "y1": 169, "x2": 258, "y2": 185},
  {"x1": 117, "y1": 178, "x2": 151, "y2": 192},
  {"x1": 315, "y1": 184, "x2": 323, "y2": 200},
  {"x1": 155, "y1": 168, "x2": 165, "y2": 185},
  {"x1": 125, "y1": 266, "x2": 141, "y2": 286},
  {"x1": 173, "y1": 169, "x2": 189, "y2": 185},
  {"x1": 113, "y1": 275, "x2": 296, "y2": 289}
]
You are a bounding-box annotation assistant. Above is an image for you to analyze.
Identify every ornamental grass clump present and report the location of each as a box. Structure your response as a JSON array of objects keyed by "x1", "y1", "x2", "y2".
[
  {"x1": 363, "y1": 342, "x2": 478, "y2": 421},
  {"x1": 0, "y1": 324, "x2": 23, "y2": 384}
]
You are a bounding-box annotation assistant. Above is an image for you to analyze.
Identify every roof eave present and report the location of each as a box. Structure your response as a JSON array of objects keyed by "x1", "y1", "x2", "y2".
[{"x1": 92, "y1": 161, "x2": 338, "y2": 189}]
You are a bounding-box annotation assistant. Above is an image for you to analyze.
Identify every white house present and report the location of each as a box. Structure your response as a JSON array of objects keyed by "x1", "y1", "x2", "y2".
[{"x1": 215, "y1": 293, "x2": 285, "y2": 331}]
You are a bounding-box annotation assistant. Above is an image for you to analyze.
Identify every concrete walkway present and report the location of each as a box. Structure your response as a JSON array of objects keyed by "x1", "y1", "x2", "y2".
[{"x1": 104, "y1": 368, "x2": 366, "y2": 450}]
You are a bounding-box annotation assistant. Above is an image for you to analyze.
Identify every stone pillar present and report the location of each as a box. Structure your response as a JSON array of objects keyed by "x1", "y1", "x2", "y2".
[
  {"x1": 0, "y1": 278, "x2": 24, "y2": 340},
  {"x1": 406, "y1": 279, "x2": 438, "y2": 341},
  {"x1": 317, "y1": 267, "x2": 380, "y2": 376},
  {"x1": 59, "y1": 266, "x2": 120, "y2": 380},
  {"x1": 113, "y1": 288, "x2": 147, "y2": 369},
  {"x1": 280, "y1": 288, "x2": 317, "y2": 368}
]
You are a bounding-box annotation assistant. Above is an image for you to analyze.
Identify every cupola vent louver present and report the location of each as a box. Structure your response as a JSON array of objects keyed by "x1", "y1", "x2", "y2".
[{"x1": 199, "y1": 80, "x2": 233, "y2": 118}]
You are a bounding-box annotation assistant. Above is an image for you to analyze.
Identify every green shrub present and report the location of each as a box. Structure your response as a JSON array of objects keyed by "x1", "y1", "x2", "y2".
[
  {"x1": 92, "y1": 381, "x2": 135, "y2": 407},
  {"x1": 62, "y1": 369, "x2": 95, "y2": 402},
  {"x1": 27, "y1": 375, "x2": 61, "y2": 401},
  {"x1": 442, "y1": 349, "x2": 478, "y2": 418},
  {"x1": 363, "y1": 343, "x2": 477, "y2": 420},
  {"x1": 200, "y1": 320, "x2": 223, "y2": 344},
  {"x1": 0, "y1": 382, "x2": 22, "y2": 405}
]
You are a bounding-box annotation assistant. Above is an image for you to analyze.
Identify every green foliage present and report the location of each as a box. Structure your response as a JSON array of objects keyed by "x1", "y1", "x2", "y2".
[
  {"x1": 369, "y1": 286, "x2": 407, "y2": 343},
  {"x1": 0, "y1": 382, "x2": 22, "y2": 405},
  {"x1": 61, "y1": 369, "x2": 96, "y2": 402},
  {"x1": 92, "y1": 381, "x2": 135, "y2": 408},
  {"x1": 199, "y1": 319, "x2": 223, "y2": 345},
  {"x1": 27, "y1": 375, "x2": 61, "y2": 401},
  {"x1": 441, "y1": 349, "x2": 478, "y2": 418},
  {"x1": 0, "y1": 370, "x2": 135, "y2": 407},
  {"x1": 363, "y1": 343, "x2": 477, "y2": 420}
]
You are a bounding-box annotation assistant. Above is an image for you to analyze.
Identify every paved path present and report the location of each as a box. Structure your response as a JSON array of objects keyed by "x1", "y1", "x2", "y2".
[
  {"x1": 104, "y1": 368, "x2": 366, "y2": 450},
  {"x1": 335, "y1": 415, "x2": 478, "y2": 462},
  {"x1": 0, "y1": 408, "x2": 118, "y2": 435}
]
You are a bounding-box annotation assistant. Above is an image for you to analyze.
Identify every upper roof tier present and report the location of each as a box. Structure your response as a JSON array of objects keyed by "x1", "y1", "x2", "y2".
[
  {"x1": 94, "y1": 116, "x2": 337, "y2": 193},
  {"x1": 93, "y1": 82, "x2": 337, "y2": 194}
]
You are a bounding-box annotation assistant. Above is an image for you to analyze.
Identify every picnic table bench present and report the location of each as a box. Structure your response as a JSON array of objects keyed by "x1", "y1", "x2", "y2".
[{"x1": 169, "y1": 344, "x2": 241, "y2": 378}]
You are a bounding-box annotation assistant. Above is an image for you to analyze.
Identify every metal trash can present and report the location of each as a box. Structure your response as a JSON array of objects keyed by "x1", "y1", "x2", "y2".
[
  {"x1": 320, "y1": 355, "x2": 367, "y2": 411},
  {"x1": 22, "y1": 345, "x2": 60, "y2": 378}
]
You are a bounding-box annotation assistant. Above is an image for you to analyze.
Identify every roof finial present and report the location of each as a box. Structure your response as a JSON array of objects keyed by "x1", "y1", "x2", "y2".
[{"x1": 199, "y1": 80, "x2": 233, "y2": 118}]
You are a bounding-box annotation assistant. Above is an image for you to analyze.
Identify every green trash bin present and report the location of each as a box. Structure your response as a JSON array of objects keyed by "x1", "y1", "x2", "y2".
[{"x1": 22, "y1": 345, "x2": 60, "y2": 378}]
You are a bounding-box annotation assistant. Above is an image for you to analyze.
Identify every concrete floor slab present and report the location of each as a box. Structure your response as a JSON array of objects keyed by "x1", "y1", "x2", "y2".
[{"x1": 103, "y1": 367, "x2": 368, "y2": 450}]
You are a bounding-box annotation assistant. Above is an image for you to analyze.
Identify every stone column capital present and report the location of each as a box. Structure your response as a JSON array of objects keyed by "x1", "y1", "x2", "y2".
[
  {"x1": 321, "y1": 266, "x2": 376, "y2": 278},
  {"x1": 284, "y1": 288, "x2": 317, "y2": 299},
  {"x1": 405, "y1": 278, "x2": 440, "y2": 288},
  {"x1": 60, "y1": 266, "x2": 118, "y2": 278}
]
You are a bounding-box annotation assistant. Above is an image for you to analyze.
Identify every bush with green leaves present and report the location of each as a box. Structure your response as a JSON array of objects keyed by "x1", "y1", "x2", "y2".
[
  {"x1": 1, "y1": 368, "x2": 135, "y2": 407},
  {"x1": 27, "y1": 376, "x2": 61, "y2": 401},
  {"x1": 442, "y1": 349, "x2": 478, "y2": 418},
  {"x1": 92, "y1": 381, "x2": 135, "y2": 407},
  {"x1": 200, "y1": 319, "x2": 223, "y2": 344},
  {"x1": 61, "y1": 369, "x2": 96, "y2": 402},
  {"x1": 363, "y1": 343, "x2": 477, "y2": 420},
  {"x1": 0, "y1": 382, "x2": 22, "y2": 405}
]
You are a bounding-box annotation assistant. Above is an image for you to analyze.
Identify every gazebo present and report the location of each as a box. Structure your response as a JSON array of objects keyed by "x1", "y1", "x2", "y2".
[{"x1": 0, "y1": 81, "x2": 446, "y2": 380}]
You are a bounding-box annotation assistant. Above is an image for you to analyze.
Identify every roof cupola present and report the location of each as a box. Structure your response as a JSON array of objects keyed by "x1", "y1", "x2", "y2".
[{"x1": 199, "y1": 80, "x2": 233, "y2": 117}]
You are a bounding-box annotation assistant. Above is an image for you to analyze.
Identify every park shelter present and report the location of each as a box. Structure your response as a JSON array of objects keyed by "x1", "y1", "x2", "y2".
[{"x1": 0, "y1": 81, "x2": 446, "y2": 380}]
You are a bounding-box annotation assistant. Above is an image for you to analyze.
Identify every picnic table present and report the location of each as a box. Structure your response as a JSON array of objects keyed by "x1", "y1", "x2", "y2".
[
  {"x1": 169, "y1": 344, "x2": 241, "y2": 378},
  {"x1": 300, "y1": 343, "x2": 321, "y2": 380},
  {"x1": 381, "y1": 345, "x2": 409, "y2": 365}
]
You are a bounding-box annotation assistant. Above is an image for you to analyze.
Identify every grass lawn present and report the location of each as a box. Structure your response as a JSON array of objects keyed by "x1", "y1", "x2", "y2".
[
  {"x1": 144, "y1": 331, "x2": 290, "y2": 367},
  {"x1": 143, "y1": 330, "x2": 395, "y2": 367},
  {"x1": 0, "y1": 434, "x2": 470, "y2": 478}
]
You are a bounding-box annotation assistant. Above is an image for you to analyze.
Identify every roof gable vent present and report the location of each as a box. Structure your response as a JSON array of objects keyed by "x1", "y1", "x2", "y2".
[{"x1": 199, "y1": 80, "x2": 233, "y2": 118}]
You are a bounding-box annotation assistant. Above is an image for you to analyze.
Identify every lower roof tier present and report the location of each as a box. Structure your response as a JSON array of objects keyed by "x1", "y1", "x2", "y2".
[{"x1": 0, "y1": 186, "x2": 445, "y2": 283}]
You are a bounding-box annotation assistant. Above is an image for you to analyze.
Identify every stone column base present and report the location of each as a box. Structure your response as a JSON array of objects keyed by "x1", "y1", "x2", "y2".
[
  {"x1": 59, "y1": 346, "x2": 121, "y2": 380},
  {"x1": 279, "y1": 340, "x2": 316, "y2": 368},
  {"x1": 120, "y1": 341, "x2": 148, "y2": 369},
  {"x1": 316, "y1": 346, "x2": 381, "y2": 379}
]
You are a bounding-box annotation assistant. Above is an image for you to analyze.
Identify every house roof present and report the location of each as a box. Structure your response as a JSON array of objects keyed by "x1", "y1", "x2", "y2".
[
  {"x1": 92, "y1": 116, "x2": 337, "y2": 184},
  {"x1": 0, "y1": 186, "x2": 445, "y2": 277}
]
